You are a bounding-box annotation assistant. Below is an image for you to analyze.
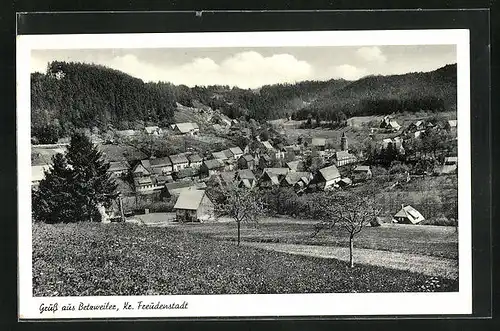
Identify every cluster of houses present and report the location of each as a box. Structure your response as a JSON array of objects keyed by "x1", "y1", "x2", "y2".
[
  {"x1": 113, "y1": 121, "x2": 200, "y2": 140},
  {"x1": 107, "y1": 132, "x2": 368, "y2": 197}
]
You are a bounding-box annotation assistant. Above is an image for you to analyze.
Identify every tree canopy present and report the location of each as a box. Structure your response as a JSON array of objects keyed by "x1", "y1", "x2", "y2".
[{"x1": 32, "y1": 132, "x2": 118, "y2": 223}]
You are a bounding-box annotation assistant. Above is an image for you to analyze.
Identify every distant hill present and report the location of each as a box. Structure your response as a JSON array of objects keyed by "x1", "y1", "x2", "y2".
[
  {"x1": 293, "y1": 64, "x2": 457, "y2": 120},
  {"x1": 30, "y1": 61, "x2": 456, "y2": 142}
]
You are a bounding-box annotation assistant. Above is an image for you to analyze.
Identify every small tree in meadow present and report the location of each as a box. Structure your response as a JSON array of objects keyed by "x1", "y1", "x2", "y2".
[
  {"x1": 313, "y1": 191, "x2": 381, "y2": 268},
  {"x1": 214, "y1": 184, "x2": 266, "y2": 246}
]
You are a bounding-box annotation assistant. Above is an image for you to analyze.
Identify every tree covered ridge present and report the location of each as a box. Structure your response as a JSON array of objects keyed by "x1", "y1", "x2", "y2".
[{"x1": 31, "y1": 61, "x2": 457, "y2": 139}]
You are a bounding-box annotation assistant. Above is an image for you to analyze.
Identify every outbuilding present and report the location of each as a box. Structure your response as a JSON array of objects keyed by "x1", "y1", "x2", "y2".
[{"x1": 174, "y1": 190, "x2": 214, "y2": 222}]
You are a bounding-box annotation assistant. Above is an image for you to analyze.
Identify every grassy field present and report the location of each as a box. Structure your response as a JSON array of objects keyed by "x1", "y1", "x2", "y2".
[
  {"x1": 174, "y1": 220, "x2": 458, "y2": 260},
  {"x1": 32, "y1": 222, "x2": 457, "y2": 296}
]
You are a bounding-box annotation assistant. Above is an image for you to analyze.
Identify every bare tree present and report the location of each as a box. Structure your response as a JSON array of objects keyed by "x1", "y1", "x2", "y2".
[
  {"x1": 213, "y1": 184, "x2": 266, "y2": 246},
  {"x1": 313, "y1": 191, "x2": 381, "y2": 268}
]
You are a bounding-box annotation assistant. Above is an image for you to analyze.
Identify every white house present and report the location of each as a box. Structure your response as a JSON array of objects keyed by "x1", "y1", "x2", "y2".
[
  {"x1": 393, "y1": 205, "x2": 425, "y2": 224},
  {"x1": 169, "y1": 154, "x2": 189, "y2": 172}
]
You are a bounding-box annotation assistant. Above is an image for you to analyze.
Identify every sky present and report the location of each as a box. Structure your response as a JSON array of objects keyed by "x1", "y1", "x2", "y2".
[{"x1": 31, "y1": 45, "x2": 456, "y2": 89}]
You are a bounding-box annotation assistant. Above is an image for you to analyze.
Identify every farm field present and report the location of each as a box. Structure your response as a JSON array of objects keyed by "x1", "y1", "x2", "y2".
[{"x1": 32, "y1": 222, "x2": 458, "y2": 296}]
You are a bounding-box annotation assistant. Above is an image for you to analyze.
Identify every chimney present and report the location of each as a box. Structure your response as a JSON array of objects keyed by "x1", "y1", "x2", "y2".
[{"x1": 401, "y1": 204, "x2": 405, "y2": 209}]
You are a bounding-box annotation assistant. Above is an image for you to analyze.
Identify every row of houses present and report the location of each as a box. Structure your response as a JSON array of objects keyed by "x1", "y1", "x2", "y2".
[{"x1": 114, "y1": 122, "x2": 200, "y2": 139}]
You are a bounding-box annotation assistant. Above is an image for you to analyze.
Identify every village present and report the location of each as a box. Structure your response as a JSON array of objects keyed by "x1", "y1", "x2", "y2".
[
  {"x1": 32, "y1": 104, "x2": 459, "y2": 226},
  {"x1": 28, "y1": 48, "x2": 462, "y2": 297}
]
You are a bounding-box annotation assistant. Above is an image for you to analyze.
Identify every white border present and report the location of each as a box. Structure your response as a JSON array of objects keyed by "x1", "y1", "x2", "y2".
[{"x1": 17, "y1": 30, "x2": 471, "y2": 319}]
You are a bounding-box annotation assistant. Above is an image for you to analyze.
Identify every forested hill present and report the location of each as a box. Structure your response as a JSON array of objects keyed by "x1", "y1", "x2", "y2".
[
  {"x1": 294, "y1": 63, "x2": 457, "y2": 121},
  {"x1": 31, "y1": 61, "x2": 456, "y2": 140}
]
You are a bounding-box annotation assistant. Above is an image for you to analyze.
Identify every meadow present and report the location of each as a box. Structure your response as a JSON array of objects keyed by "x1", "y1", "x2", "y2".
[
  {"x1": 172, "y1": 218, "x2": 459, "y2": 260},
  {"x1": 32, "y1": 222, "x2": 458, "y2": 296}
]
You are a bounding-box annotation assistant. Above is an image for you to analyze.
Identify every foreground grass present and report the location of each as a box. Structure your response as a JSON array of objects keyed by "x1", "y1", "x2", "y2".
[
  {"x1": 175, "y1": 221, "x2": 458, "y2": 260},
  {"x1": 33, "y1": 222, "x2": 457, "y2": 296}
]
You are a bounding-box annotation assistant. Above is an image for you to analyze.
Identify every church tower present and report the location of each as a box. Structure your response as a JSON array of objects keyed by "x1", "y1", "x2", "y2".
[{"x1": 340, "y1": 132, "x2": 348, "y2": 151}]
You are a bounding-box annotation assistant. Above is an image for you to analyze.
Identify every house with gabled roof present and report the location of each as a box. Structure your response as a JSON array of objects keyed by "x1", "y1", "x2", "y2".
[
  {"x1": 408, "y1": 120, "x2": 424, "y2": 132},
  {"x1": 200, "y1": 159, "x2": 225, "y2": 178},
  {"x1": 236, "y1": 169, "x2": 257, "y2": 189},
  {"x1": 381, "y1": 116, "x2": 401, "y2": 132},
  {"x1": 286, "y1": 160, "x2": 305, "y2": 172},
  {"x1": 134, "y1": 176, "x2": 154, "y2": 193},
  {"x1": 218, "y1": 171, "x2": 237, "y2": 186},
  {"x1": 169, "y1": 154, "x2": 189, "y2": 172},
  {"x1": 281, "y1": 144, "x2": 302, "y2": 156},
  {"x1": 212, "y1": 151, "x2": 229, "y2": 162},
  {"x1": 311, "y1": 165, "x2": 341, "y2": 191},
  {"x1": 238, "y1": 153, "x2": 256, "y2": 170},
  {"x1": 144, "y1": 126, "x2": 161, "y2": 135},
  {"x1": 171, "y1": 122, "x2": 199, "y2": 135},
  {"x1": 108, "y1": 161, "x2": 130, "y2": 177},
  {"x1": 311, "y1": 138, "x2": 327, "y2": 151},
  {"x1": 353, "y1": 165, "x2": 372, "y2": 182},
  {"x1": 173, "y1": 167, "x2": 200, "y2": 181},
  {"x1": 187, "y1": 153, "x2": 203, "y2": 169},
  {"x1": 163, "y1": 181, "x2": 203, "y2": 198},
  {"x1": 149, "y1": 156, "x2": 172, "y2": 175},
  {"x1": 174, "y1": 190, "x2": 214, "y2": 222},
  {"x1": 281, "y1": 171, "x2": 312, "y2": 188},
  {"x1": 335, "y1": 150, "x2": 358, "y2": 167},
  {"x1": 257, "y1": 154, "x2": 272, "y2": 170},
  {"x1": 132, "y1": 160, "x2": 151, "y2": 177},
  {"x1": 259, "y1": 168, "x2": 289, "y2": 188},
  {"x1": 229, "y1": 146, "x2": 244, "y2": 160},
  {"x1": 393, "y1": 205, "x2": 425, "y2": 224}
]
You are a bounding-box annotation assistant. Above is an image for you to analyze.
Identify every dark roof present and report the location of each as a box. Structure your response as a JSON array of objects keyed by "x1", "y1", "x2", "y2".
[
  {"x1": 240, "y1": 154, "x2": 254, "y2": 162},
  {"x1": 237, "y1": 169, "x2": 256, "y2": 180},
  {"x1": 175, "y1": 167, "x2": 199, "y2": 178},
  {"x1": 134, "y1": 176, "x2": 153, "y2": 186},
  {"x1": 150, "y1": 156, "x2": 172, "y2": 167},
  {"x1": 212, "y1": 151, "x2": 228, "y2": 160},
  {"x1": 264, "y1": 168, "x2": 289, "y2": 176},
  {"x1": 109, "y1": 161, "x2": 130, "y2": 172},
  {"x1": 222, "y1": 149, "x2": 234, "y2": 158},
  {"x1": 188, "y1": 154, "x2": 203, "y2": 163},
  {"x1": 169, "y1": 154, "x2": 189, "y2": 164},
  {"x1": 220, "y1": 171, "x2": 236, "y2": 184},
  {"x1": 204, "y1": 159, "x2": 224, "y2": 170},
  {"x1": 165, "y1": 181, "x2": 193, "y2": 191},
  {"x1": 283, "y1": 172, "x2": 311, "y2": 185}
]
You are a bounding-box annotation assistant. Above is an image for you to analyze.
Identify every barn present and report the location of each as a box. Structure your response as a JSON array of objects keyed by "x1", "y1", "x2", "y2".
[{"x1": 173, "y1": 190, "x2": 215, "y2": 222}]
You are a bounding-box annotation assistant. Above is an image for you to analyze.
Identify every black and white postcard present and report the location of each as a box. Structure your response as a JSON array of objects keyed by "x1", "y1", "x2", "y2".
[{"x1": 17, "y1": 29, "x2": 471, "y2": 319}]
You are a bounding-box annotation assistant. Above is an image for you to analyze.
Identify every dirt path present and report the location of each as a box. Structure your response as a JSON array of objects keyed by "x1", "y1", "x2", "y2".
[{"x1": 240, "y1": 242, "x2": 458, "y2": 280}]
